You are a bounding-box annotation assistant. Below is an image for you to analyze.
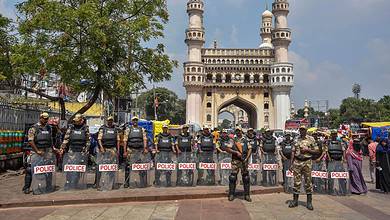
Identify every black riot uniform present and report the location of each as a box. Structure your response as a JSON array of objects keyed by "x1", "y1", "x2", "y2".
[
  {"x1": 155, "y1": 132, "x2": 174, "y2": 186},
  {"x1": 328, "y1": 141, "x2": 343, "y2": 161},
  {"x1": 101, "y1": 125, "x2": 118, "y2": 149},
  {"x1": 199, "y1": 133, "x2": 215, "y2": 152},
  {"x1": 280, "y1": 137, "x2": 294, "y2": 193},
  {"x1": 63, "y1": 124, "x2": 89, "y2": 190},
  {"x1": 327, "y1": 139, "x2": 348, "y2": 195},
  {"x1": 177, "y1": 133, "x2": 193, "y2": 153},
  {"x1": 247, "y1": 133, "x2": 260, "y2": 185},
  {"x1": 261, "y1": 133, "x2": 278, "y2": 187},
  {"x1": 68, "y1": 125, "x2": 88, "y2": 152},
  {"x1": 23, "y1": 123, "x2": 54, "y2": 194},
  {"x1": 124, "y1": 126, "x2": 146, "y2": 188},
  {"x1": 176, "y1": 132, "x2": 194, "y2": 186},
  {"x1": 127, "y1": 127, "x2": 144, "y2": 149},
  {"x1": 217, "y1": 134, "x2": 232, "y2": 186},
  {"x1": 197, "y1": 132, "x2": 216, "y2": 185},
  {"x1": 94, "y1": 124, "x2": 119, "y2": 189}
]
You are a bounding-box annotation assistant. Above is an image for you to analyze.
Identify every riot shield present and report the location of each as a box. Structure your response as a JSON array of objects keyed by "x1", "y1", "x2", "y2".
[
  {"x1": 282, "y1": 159, "x2": 294, "y2": 193},
  {"x1": 249, "y1": 152, "x2": 261, "y2": 186},
  {"x1": 97, "y1": 149, "x2": 119, "y2": 191},
  {"x1": 31, "y1": 151, "x2": 56, "y2": 195},
  {"x1": 155, "y1": 151, "x2": 176, "y2": 187},
  {"x1": 328, "y1": 160, "x2": 350, "y2": 196},
  {"x1": 261, "y1": 153, "x2": 279, "y2": 187},
  {"x1": 128, "y1": 149, "x2": 152, "y2": 188},
  {"x1": 197, "y1": 151, "x2": 217, "y2": 186},
  {"x1": 62, "y1": 152, "x2": 88, "y2": 190},
  {"x1": 217, "y1": 153, "x2": 231, "y2": 186},
  {"x1": 177, "y1": 152, "x2": 197, "y2": 187},
  {"x1": 312, "y1": 160, "x2": 328, "y2": 194}
]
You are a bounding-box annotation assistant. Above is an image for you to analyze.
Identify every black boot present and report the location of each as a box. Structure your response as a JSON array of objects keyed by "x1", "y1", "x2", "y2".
[
  {"x1": 306, "y1": 194, "x2": 313, "y2": 210},
  {"x1": 22, "y1": 167, "x2": 32, "y2": 194},
  {"x1": 289, "y1": 194, "x2": 299, "y2": 208},
  {"x1": 93, "y1": 170, "x2": 101, "y2": 190},
  {"x1": 243, "y1": 172, "x2": 252, "y2": 202},
  {"x1": 124, "y1": 166, "x2": 130, "y2": 188},
  {"x1": 228, "y1": 173, "x2": 237, "y2": 201}
]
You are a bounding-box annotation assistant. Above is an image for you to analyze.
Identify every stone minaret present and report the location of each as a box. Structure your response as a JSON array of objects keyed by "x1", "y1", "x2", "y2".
[
  {"x1": 259, "y1": 5, "x2": 273, "y2": 49},
  {"x1": 270, "y1": 0, "x2": 294, "y2": 129},
  {"x1": 184, "y1": 0, "x2": 205, "y2": 125}
]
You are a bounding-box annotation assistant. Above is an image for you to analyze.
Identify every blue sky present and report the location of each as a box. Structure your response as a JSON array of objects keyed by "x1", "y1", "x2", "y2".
[{"x1": 1, "y1": 0, "x2": 390, "y2": 109}]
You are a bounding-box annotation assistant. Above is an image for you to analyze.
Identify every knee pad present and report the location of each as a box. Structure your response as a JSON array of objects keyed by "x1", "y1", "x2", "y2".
[{"x1": 229, "y1": 173, "x2": 237, "y2": 182}]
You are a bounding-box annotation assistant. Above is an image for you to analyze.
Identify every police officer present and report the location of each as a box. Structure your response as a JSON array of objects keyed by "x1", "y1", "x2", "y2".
[
  {"x1": 246, "y1": 128, "x2": 260, "y2": 185},
  {"x1": 176, "y1": 124, "x2": 194, "y2": 186},
  {"x1": 155, "y1": 124, "x2": 175, "y2": 186},
  {"x1": 226, "y1": 127, "x2": 252, "y2": 202},
  {"x1": 175, "y1": 124, "x2": 193, "y2": 154},
  {"x1": 60, "y1": 114, "x2": 90, "y2": 153},
  {"x1": 23, "y1": 112, "x2": 55, "y2": 194},
  {"x1": 279, "y1": 133, "x2": 294, "y2": 193},
  {"x1": 327, "y1": 130, "x2": 348, "y2": 196},
  {"x1": 289, "y1": 125, "x2": 318, "y2": 210},
  {"x1": 216, "y1": 129, "x2": 231, "y2": 152},
  {"x1": 60, "y1": 114, "x2": 90, "y2": 190},
  {"x1": 216, "y1": 129, "x2": 233, "y2": 185},
  {"x1": 197, "y1": 125, "x2": 216, "y2": 185},
  {"x1": 123, "y1": 116, "x2": 148, "y2": 188},
  {"x1": 93, "y1": 116, "x2": 121, "y2": 189},
  {"x1": 311, "y1": 132, "x2": 327, "y2": 194},
  {"x1": 260, "y1": 129, "x2": 278, "y2": 186}
]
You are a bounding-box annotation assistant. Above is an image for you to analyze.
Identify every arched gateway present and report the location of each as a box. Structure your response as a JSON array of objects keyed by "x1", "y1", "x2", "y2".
[{"x1": 184, "y1": 0, "x2": 294, "y2": 129}]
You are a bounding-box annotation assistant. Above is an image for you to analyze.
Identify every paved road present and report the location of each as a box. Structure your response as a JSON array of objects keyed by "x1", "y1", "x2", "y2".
[{"x1": 1, "y1": 190, "x2": 389, "y2": 220}]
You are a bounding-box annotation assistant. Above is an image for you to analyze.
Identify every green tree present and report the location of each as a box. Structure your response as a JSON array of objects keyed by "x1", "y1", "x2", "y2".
[
  {"x1": 327, "y1": 108, "x2": 342, "y2": 129},
  {"x1": 1, "y1": 0, "x2": 177, "y2": 120},
  {"x1": 0, "y1": 15, "x2": 14, "y2": 82},
  {"x1": 339, "y1": 97, "x2": 379, "y2": 123},
  {"x1": 378, "y1": 96, "x2": 390, "y2": 121},
  {"x1": 137, "y1": 87, "x2": 185, "y2": 124}
]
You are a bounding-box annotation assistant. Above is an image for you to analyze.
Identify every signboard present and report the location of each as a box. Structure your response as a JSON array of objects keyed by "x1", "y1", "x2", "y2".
[
  {"x1": 63, "y1": 164, "x2": 86, "y2": 172},
  {"x1": 199, "y1": 162, "x2": 217, "y2": 170},
  {"x1": 99, "y1": 164, "x2": 118, "y2": 172},
  {"x1": 178, "y1": 163, "x2": 196, "y2": 170},
  {"x1": 262, "y1": 164, "x2": 279, "y2": 171},
  {"x1": 34, "y1": 165, "x2": 55, "y2": 174},
  {"x1": 156, "y1": 163, "x2": 176, "y2": 170}
]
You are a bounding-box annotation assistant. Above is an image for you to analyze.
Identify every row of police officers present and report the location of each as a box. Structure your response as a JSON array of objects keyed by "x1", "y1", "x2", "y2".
[{"x1": 24, "y1": 113, "x2": 348, "y2": 207}]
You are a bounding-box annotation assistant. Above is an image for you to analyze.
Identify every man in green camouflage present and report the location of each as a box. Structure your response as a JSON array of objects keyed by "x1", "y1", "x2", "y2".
[
  {"x1": 225, "y1": 127, "x2": 252, "y2": 202},
  {"x1": 289, "y1": 125, "x2": 319, "y2": 210}
]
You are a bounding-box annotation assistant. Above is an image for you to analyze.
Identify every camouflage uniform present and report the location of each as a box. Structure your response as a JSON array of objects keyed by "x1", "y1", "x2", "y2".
[
  {"x1": 292, "y1": 135, "x2": 317, "y2": 194},
  {"x1": 227, "y1": 135, "x2": 252, "y2": 201}
]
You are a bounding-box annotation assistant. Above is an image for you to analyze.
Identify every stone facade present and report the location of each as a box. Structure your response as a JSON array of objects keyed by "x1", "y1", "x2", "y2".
[{"x1": 184, "y1": 0, "x2": 294, "y2": 129}]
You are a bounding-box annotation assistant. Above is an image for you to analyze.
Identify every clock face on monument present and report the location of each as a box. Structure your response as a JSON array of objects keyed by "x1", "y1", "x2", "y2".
[{"x1": 235, "y1": 74, "x2": 241, "y2": 81}]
